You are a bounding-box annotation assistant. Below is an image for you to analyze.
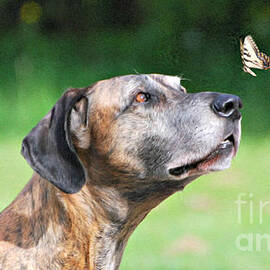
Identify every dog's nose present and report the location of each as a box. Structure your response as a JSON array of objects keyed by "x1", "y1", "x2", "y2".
[{"x1": 212, "y1": 94, "x2": 242, "y2": 120}]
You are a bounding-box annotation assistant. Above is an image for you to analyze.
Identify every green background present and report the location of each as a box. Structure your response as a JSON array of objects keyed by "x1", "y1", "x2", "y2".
[{"x1": 1, "y1": 0, "x2": 270, "y2": 269}]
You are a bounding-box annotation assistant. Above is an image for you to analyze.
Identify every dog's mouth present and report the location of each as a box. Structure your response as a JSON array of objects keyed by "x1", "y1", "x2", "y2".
[{"x1": 168, "y1": 126, "x2": 240, "y2": 179}]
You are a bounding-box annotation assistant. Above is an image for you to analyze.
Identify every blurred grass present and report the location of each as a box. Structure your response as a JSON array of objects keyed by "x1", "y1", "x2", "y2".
[{"x1": 1, "y1": 136, "x2": 270, "y2": 270}]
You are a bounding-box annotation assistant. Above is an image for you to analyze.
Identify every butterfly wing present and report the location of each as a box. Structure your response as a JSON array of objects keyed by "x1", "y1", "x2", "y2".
[
  {"x1": 241, "y1": 35, "x2": 270, "y2": 76},
  {"x1": 241, "y1": 35, "x2": 266, "y2": 77},
  {"x1": 240, "y1": 38, "x2": 257, "y2": 76},
  {"x1": 258, "y1": 51, "x2": 270, "y2": 70},
  {"x1": 244, "y1": 36, "x2": 264, "y2": 68}
]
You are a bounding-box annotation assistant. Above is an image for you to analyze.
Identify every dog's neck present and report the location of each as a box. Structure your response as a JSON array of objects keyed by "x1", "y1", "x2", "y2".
[
  {"x1": 4, "y1": 173, "x2": 182, "y2": 270},
  {"x1": 58, "y1": 180, "x2": 147, "y2": 270}
]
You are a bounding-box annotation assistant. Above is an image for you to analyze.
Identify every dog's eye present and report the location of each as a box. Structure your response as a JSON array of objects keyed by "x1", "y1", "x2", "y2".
[{"x1": 135, "y1": 92, "x2": 151, "y2": 103}]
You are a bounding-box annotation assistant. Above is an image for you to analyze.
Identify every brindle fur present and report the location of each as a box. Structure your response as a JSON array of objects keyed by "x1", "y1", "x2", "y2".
[{"x1": 0, "y1": 74, "x2": 241, "y2": 270}]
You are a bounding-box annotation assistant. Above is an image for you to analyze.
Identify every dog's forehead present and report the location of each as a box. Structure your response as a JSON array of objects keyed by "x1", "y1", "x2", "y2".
[
  {"x1": 92, "y1": 74, "x2": 182, "y2": 94},
  {"x1": 88, "y1": 74, "x2": 184, "y2": 109},
  {"x1": 146, "y1": 74, "x2": 182, "y2": 91},
  {"x1": 120, "y1": 74, "x2": 182, "y2": 91}
]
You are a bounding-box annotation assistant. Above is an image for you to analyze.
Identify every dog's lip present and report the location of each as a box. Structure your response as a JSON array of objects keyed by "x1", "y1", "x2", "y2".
[{"x1": 168, "y1": 126, "x2": 241, "y2": 177}]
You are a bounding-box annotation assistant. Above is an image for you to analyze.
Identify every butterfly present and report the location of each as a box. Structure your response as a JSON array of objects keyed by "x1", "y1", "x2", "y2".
[{"x1": 240, "y1": 35, "x2": 270, "y2": 76}]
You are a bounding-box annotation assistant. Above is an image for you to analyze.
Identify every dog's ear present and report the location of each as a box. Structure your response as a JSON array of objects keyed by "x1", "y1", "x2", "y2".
[
  {"x1": 21, "y1": 88, "x2": 89, "y2": 194},
  {"x1": 69, "y1": 95, "x2": 91, "y2": 149},
  {"x1": 148, "y1": 74, "x2": 184, "y2": 92}
]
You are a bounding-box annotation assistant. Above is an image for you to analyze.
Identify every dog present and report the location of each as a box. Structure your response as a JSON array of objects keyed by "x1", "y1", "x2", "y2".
[{"x1": 0, "y1": 74, "x2": 242, "y2": 270}]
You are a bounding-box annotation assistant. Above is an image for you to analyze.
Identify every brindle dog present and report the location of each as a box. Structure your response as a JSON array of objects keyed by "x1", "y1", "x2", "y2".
[{"x1": 0, "y1": 74, "x2": 242, "y2": 270}]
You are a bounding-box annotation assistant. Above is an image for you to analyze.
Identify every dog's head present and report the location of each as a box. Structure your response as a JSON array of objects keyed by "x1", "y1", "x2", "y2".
[{"x1": 21, "y1": 74, "x2": 242, "y2": 194}]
